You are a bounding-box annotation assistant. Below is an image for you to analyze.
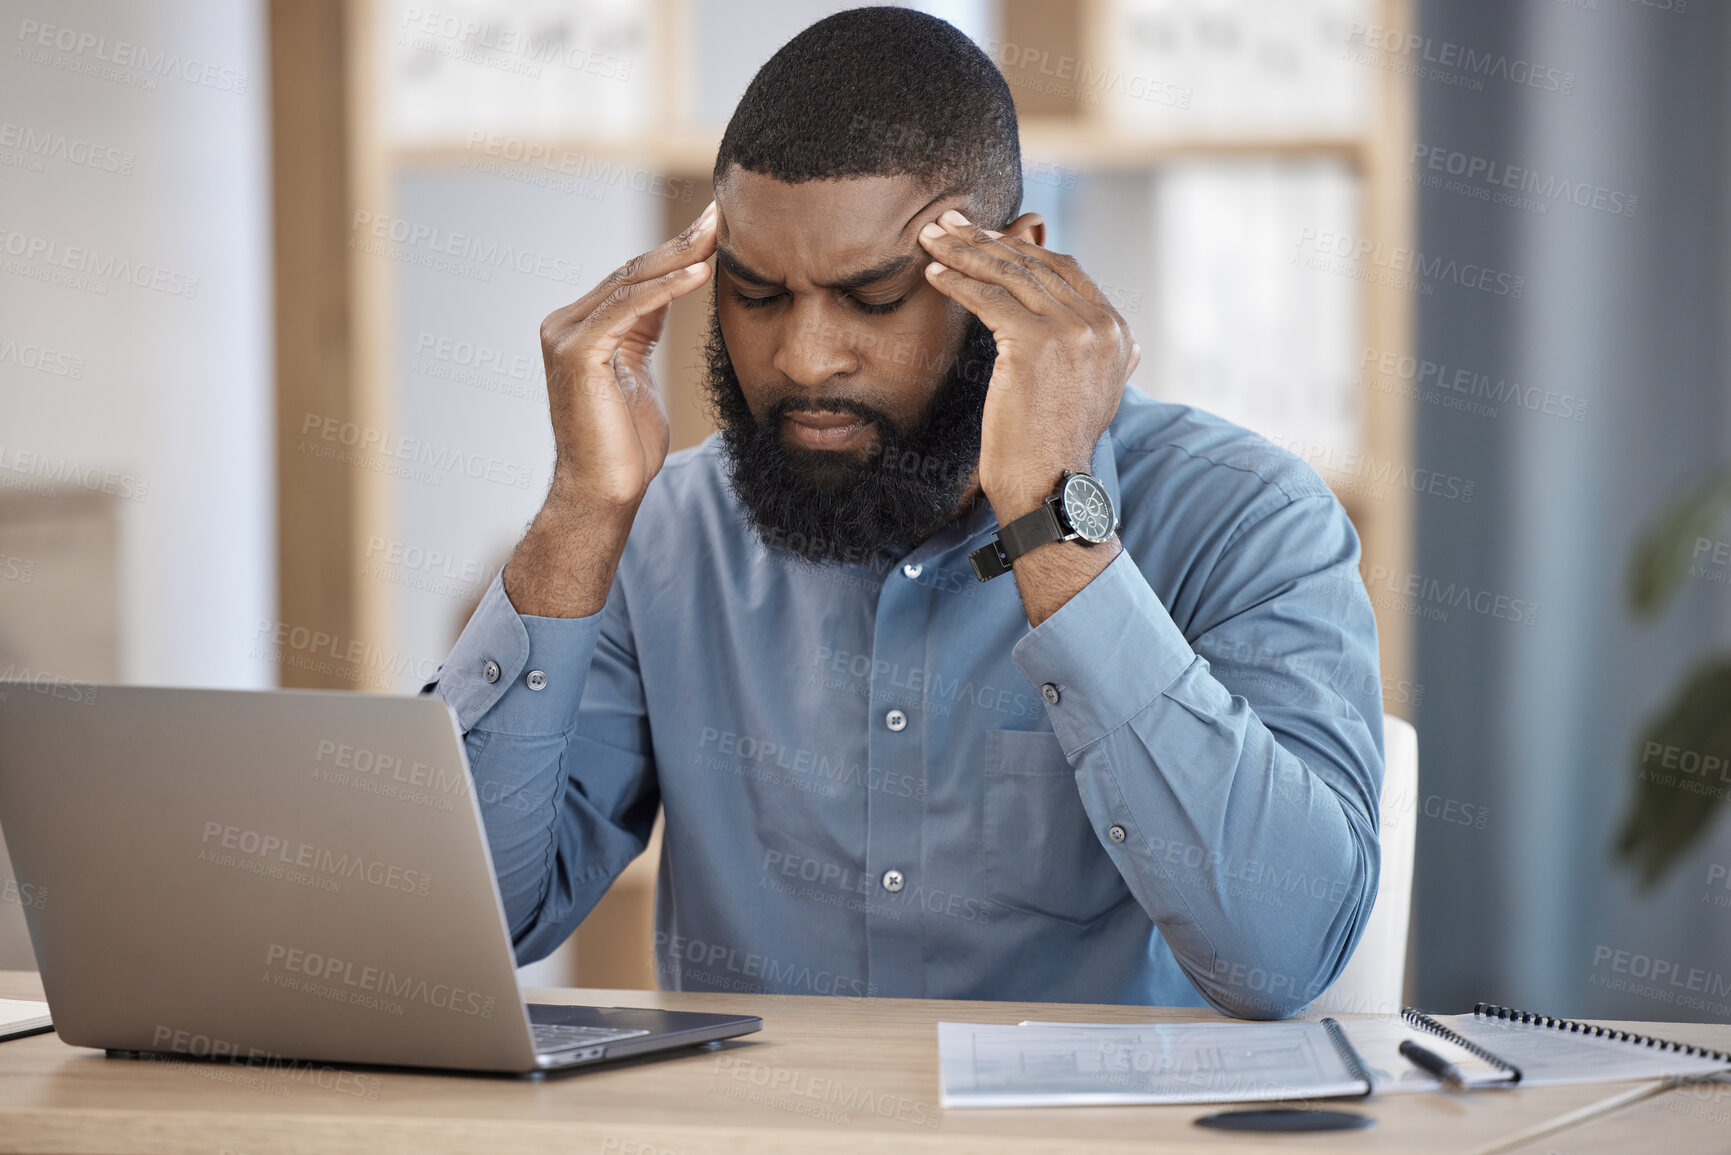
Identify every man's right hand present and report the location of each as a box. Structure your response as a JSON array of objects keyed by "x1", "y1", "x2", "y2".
[
  {"x1": 542, "y1": 199, "x2": 717, "y2": 512},
  {"x1": 504, "y1": 201, "x2": 718, "y2": 618}
]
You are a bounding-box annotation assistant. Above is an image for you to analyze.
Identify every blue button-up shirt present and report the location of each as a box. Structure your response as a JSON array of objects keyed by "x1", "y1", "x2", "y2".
[{"x1": 429, "y1": 385, "x2": 1384, "y2": 1019}]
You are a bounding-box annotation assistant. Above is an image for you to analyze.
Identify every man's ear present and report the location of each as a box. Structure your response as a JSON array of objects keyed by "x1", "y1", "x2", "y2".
[{"x1": 1002, "y1": 211, "x2": 1045, "y2": 248}]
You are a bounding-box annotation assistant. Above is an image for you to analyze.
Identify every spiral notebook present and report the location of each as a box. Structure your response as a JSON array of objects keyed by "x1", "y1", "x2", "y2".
[
  {"x1": 1396, "y1": 1003, "x2": 1731, "y2": 1090},
  {"x1": 937, "y1": 1004, "x2": 1731, "y2": 1107}
]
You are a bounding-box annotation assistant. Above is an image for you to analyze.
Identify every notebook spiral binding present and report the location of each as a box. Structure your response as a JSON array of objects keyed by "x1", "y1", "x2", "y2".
[
  {"x1": 1474, "y1": 1002, "x2": 1731, "y2": 1065},
  {"x1": 1320, "y1": 1017, "x2": 1375, "y2": 1098},
  {"x1": 1401, "y1": 1007, "x2": 1523, "y2": 1083}
]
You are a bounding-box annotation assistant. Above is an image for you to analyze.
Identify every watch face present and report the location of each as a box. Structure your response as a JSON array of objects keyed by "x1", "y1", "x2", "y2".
[{"x1": 1061, "y1": 473, "x2": 1116, "y2": 543}]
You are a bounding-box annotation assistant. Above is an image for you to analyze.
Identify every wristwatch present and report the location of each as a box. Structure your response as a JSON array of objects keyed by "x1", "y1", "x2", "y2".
[{"x1": 969, "y1": 470, "x2": 1118, "y2": 581}]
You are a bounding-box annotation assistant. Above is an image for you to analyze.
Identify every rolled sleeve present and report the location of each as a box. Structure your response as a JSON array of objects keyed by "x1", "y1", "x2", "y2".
[{"x1": 1010, "y1": 549, "x2": 1196, "y2": 757}]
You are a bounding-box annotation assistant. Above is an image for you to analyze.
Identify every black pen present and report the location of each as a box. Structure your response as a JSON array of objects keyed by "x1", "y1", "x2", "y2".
[{"x1": 1399, "y1": 1039, "x2": 1467, "y2": 1088}]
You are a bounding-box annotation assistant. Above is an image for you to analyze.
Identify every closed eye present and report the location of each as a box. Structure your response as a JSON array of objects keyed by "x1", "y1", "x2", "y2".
[
  {"x1": 850, "y1": 295, "x2": 907, "y2": 316},
  {"x1": 730, "y1": 287, "x2": 783, "y2": 310},
  {"x1": 728, "y1": 286, "x2": 909, "y2": 315}
]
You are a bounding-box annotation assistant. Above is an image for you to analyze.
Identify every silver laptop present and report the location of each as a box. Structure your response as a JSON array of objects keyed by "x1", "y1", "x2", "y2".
[{"x1": 0, "y1": 683, "x2": 760, "y2": 1075}]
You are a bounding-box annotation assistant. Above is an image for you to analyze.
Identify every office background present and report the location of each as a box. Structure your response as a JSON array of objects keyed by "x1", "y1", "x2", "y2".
[{"x1": 0, "y1": 0, "x2": 1725, "y2": 1024}]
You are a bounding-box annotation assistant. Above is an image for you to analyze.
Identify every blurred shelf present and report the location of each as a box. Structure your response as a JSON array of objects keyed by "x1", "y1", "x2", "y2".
[
  {"x1": 389, "y1": 120, "x2": 1366, "y2": 173},
  {"x1": 1019, "y1": 125, "x2": 1364, "y2": 169},
  {"x1": 392, "y1": 131, "x2": 719, "y2": 174}
]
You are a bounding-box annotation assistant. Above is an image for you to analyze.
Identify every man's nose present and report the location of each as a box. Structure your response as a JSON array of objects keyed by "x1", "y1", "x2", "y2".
[{"x1": 772, "y1": 303, "x2": 859, "y2": 387}]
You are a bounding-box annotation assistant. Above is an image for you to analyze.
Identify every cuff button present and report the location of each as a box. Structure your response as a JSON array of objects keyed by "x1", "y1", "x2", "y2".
[
  {"x1": 1041, "y1": 682, "x2": 1060, "y2": 705},
  {"x1": 1107, "y1": 824, "x2": 1127, "y2": 843},
  {"x1": 482, "y1": 659, "x2": 501, "y2": 684},
  {"x1": 526, "y1": 669, "x2": 548, "y2": 691}
]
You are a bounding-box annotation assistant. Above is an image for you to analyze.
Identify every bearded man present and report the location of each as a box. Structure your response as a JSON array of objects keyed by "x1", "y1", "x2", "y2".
[{"x1": 428, "y1": 6, "x2": 1385, "y2": 1019}]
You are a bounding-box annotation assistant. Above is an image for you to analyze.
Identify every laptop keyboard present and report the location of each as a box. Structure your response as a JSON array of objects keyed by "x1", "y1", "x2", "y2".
[{"x1": 531, "y1": 1023, "x2": 653, "y2": 1054}]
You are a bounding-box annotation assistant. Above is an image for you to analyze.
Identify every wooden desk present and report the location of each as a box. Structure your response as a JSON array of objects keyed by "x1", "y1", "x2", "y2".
[{"x1": 0, "y1": 970, "x2": 1721, "y2": 1155}]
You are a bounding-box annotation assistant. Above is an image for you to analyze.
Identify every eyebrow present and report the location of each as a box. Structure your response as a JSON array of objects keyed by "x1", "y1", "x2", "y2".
[
  {"x1": 713, "y1": 185, "x2": 964, "y2": 293},
  {"x1": 715, "y1": 246, "x2": 919, "y2": 293}
]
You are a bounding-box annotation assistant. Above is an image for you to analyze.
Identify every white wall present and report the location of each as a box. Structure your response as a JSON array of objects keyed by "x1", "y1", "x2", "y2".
[
  {"x1": 0, "y1": 0, "x2": 274, "y2": 687},
  {"x1": 390, "y1": 169, "x2": 662, "y2": 686}
]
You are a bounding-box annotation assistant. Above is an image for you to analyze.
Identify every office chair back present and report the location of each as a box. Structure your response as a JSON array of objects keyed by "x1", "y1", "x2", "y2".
[{"x1": 1309, "y1": 713, "x2": 1418, "y2": 1016}]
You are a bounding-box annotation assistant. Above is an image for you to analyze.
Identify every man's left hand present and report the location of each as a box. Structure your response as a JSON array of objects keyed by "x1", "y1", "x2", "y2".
[{"x1": 918, "y1": 208, "x2": 1140, "y2": 523}]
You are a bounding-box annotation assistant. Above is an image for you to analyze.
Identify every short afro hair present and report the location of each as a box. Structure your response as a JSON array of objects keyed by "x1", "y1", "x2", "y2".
[{"x1": 713, "y1": 7, "x2": 1022, "y2": 229}]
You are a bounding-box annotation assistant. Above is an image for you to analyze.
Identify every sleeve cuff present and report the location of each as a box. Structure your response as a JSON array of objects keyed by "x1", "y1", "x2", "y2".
[
  {"x1": 1011, "y1": 549, "x2": 1196, "y2": 756},
  {"x1": 430, "y1": 570, "x2": 604, "y2": 736}
]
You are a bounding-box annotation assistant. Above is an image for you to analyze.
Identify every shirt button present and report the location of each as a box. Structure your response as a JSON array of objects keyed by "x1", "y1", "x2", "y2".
[
  {"x1": 885, "y1": 709, "x2": 908, "y2": 732},
  {"x1": 1041, "y1": 682, "x2": 1060, "y2": 705},
  {"x1": 1107, "y1": 825, "x2": 1127, "y2": 843},
  {"x1": 902, "y1": 563, "x2": 923, "y2": 579},
  {"x1": 482, "y1": 659, "x2": 501, "y2": 684},
  {"x1": 881, "y1": 869, "x2": 905, "y2": 893},
  {"x1": 525, "y1": 669, "x2": 548, "y2": 691}
]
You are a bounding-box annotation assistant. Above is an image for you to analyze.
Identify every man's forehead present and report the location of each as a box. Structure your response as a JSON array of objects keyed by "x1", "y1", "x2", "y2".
[{"x1": 717, "y1": 169, "x2": 963, "y2": 280}]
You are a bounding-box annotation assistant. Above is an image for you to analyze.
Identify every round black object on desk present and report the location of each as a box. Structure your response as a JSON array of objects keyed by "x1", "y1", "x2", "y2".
[{"x1": 1194, "y1": 1107, "x2": 1375, "y2": 1132}]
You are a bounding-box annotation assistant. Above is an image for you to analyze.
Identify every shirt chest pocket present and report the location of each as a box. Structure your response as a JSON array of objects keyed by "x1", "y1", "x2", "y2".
[{"x1": 981, "y1": 729, "x2": 1136, "y2": 927}]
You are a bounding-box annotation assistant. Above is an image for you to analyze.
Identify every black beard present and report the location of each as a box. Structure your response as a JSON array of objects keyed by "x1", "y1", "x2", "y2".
[{"x1": 701, "y1": 297, "x2": 996, "y2": 568}]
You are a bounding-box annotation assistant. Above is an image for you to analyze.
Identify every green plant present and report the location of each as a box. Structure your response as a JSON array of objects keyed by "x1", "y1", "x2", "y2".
[{"x1": 1617, "y1": 465, "x2": 1731, "y2": 887}]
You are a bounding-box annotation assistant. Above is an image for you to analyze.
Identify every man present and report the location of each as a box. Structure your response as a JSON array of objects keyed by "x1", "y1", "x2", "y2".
[{"x1": 428, "y1": 7, "x2": 1384, "y2": 1019}]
